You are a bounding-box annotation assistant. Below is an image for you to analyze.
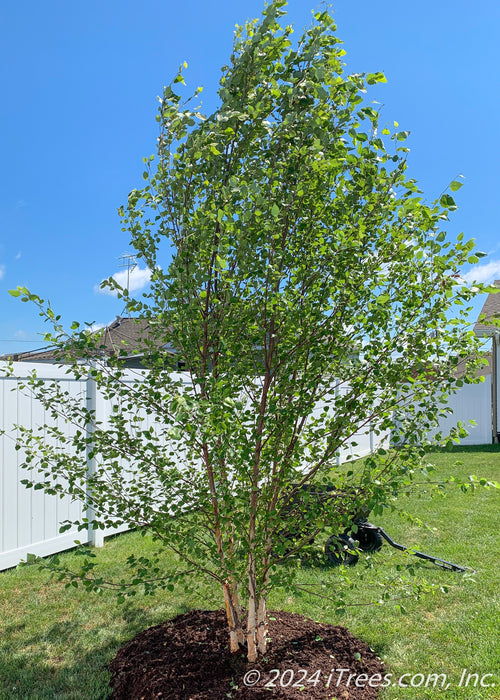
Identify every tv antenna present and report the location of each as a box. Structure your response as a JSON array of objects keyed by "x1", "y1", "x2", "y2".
[
  {"x1": 117, "y1": 253, "x2": 139, "y2": 316},
  {"x1": 118, "y1": 253, "x2": 137, "y2": 292}
]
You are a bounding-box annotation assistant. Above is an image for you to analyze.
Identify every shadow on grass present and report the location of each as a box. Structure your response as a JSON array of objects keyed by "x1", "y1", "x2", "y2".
[
  {"x1": 0, "y1": 600, "x2": 193, "y2": 700},
  {"x1": 426, "y1": 443, "x2": 500, "y2": 454}
]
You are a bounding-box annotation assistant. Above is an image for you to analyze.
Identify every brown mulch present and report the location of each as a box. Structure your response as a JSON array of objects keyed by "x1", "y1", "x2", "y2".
[{"x1": 109, "y1": 609, "x2": 385, "y2": 699}]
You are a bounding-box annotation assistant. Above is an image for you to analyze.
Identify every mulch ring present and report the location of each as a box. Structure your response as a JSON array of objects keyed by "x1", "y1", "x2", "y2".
[{"x1": 109, "y1": 609, "x2": 385, "y2": 699}]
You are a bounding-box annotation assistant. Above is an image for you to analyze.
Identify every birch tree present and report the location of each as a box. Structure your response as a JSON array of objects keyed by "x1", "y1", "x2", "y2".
[{"x1": 7, "y1": 0, "x2": 490, "y2": 662}]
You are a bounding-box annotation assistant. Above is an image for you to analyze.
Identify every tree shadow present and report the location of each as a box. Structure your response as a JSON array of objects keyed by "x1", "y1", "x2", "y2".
[
  {"x1": 426, "y1": 443, "x2": 500, "y2": 454},
  {"x1": 0, "y1": 600, "x2": 192, "y2": 699}
]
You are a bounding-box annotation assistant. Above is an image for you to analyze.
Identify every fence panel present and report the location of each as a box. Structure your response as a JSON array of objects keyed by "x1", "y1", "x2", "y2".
[
  {"x1": 425, "y1": 377, "x2": 492, "y2": 446},
  {"x1": 96, "y1": 370, "x2": 192, "y2": 539},
  {"x1": 0, "y1": 363, "x2": 86, "y2": 571},
  {"x1": 0, "y1": 362, "x2": 493, "y2": 571}
]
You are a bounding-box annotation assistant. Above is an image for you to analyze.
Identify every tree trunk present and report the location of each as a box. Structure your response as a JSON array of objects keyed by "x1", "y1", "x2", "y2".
[
  {"x1": 246, "y1": 593, "x2": 268, "y2": 660},
  {"x1": 256, "y1": 549, "x2": 271, "y2": 656},
  {"x1": 223, "y1": 580, "x2": 245, "y2": 653},
  {"x1": 230, "y1": 577, "x2": 246, "y2": 647},
  {"x1": 246, "y1": 553, "x2": 259, "y2": 662},
  {"x1": 246, "y1": 555, "x2": 270, "y2": 661},
  {"x1": 256, "y1": 596, "x2": 268, "y2": 655}
]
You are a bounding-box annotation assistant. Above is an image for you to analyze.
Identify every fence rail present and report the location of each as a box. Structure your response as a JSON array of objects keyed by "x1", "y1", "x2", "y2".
[{"x1": 0, "y1": 362, "x2": 491, "y2": 571}]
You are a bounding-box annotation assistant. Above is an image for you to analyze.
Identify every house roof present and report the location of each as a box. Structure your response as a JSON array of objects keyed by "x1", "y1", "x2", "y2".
[
  {"x1": 0, "y1": 346, "x2": 60, "y2": 363},
  {"x1": 0, "y1": 317, "x2": 176, "y2": 363},
  {"x1": 93, "y1": 317, "x2": 175, "y2": 358},
  {"x1": 474, "y1": 280, "x2": 500, "y2": 337}
]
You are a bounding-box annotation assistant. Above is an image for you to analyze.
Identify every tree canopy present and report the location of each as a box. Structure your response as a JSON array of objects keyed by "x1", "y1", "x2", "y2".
[{"x1": 6, "y1": 0, "x2": 494, "y2": 661}]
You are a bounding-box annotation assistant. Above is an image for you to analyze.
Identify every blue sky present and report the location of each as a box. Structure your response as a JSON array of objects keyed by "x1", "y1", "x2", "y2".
[{"x1": 1, "y1": 0, "x2": 498, "y2": 355}]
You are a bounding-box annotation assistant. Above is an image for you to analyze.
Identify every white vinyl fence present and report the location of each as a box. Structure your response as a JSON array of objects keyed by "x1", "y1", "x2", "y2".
[
  {"x1": 0, "y1": 362, "x2": 492, "y2": 571},
  {"x1": 424, "y1": 376, "x2": 492, "y2": 446},
  {"x1": 0, "y1": 363, "x2": 87, "y2": 571},
  {"x1": 0, "y1": 363, "x2": 190, "y2": 571}
]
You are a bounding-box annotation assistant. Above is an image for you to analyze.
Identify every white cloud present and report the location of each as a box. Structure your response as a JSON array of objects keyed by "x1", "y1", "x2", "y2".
[
  {"x1": 95, "y1": 266, "x2": 152, "y2": 296},
  {"x1": 0, "y1": 264, "x2": 5, "y2": 280},
  {"x1": 463, "y1": 260, "x2": 500, "y2": 285},
  {"x1": 15, "y1": 252, "x2": 22, "y2": 260}
]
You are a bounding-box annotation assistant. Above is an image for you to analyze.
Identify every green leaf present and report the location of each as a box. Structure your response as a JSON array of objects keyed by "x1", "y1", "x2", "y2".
[
  {"x1": 9, "y1": 289, "x2": 21, "y2": 297},
  {"x1": 271, "y1": 204, "x2": 280, "y2": 219},
  {"x1": 450, "y1": 180, "x2": 463, "y2": 192},
  {"x1": 163, "y1": 85, "x2": 176, "y2": 101},
  {"x1": 440, "y1": 194, "x2": 456, "y2": 208},
  {"x1": 366, "y1": 72, "x2": 387, "y2": 85}
]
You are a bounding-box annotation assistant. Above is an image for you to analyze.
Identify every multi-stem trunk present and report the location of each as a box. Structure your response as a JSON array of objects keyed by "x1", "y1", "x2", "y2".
[
  {"x1": 247, "y1": 586, "x2": 269, "y2": 661},
  {"x1": 246, "y1": 545, "x2": 271, "y2": 661},
  {"x1": 223, "y1": 579, "x2": 245, "y2": 652}
]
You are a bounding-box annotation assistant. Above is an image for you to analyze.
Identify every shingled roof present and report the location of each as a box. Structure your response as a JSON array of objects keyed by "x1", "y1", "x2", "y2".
[
  {"x1": 93, "y1": 317, "x2": 175, "y2": 358},
  {"x1": 0, "y1": 317, "x2": 177, "y2": 364},
  {"x1": 0, "y1": 346, "x2": 61, "y2": 363},
  {"x1": 474, "y1": 280, "x2": 500, "y2": 337}
]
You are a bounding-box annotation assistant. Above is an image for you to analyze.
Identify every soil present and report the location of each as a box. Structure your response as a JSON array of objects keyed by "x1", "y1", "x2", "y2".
[{"x1": 109, "y1": 609, "x2": 385, "y2": 699}]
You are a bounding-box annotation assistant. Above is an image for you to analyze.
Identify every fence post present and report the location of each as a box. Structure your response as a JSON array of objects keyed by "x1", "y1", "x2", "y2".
[{"x1": 86, "y1": 364, "x2": 104, "y2": 548}]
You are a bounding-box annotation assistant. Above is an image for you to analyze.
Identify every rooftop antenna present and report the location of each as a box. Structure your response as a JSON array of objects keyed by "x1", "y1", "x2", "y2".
[
  {"x1": 117, "y1": 253, "x2": 138, "y2": 316},
  {"x1": 118, "y1": 253, "x2": 137, "y2": 290}
]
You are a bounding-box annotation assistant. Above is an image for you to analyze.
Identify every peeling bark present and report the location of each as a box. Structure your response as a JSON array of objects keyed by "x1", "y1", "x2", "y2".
[
  {"x1": 256, "y1": 596, "x2": 268, "y2": 655},
  {"x1": 223, "y1": 581, "x2": 244, "y2": 653},
  {"x1": 246, "y1": 555, "x2": 259, "y2": 662},
  {"x1": 230, "y1": 578, "x2": 246, "y2": 647},
  {"x1": 246, "y1": 603, "x2": 258, "y2": 662}
]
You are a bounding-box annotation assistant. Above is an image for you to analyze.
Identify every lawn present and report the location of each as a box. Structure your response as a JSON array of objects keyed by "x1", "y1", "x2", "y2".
[{"x1": 0, "y1": 446, "x2": 498, "y2": 700}]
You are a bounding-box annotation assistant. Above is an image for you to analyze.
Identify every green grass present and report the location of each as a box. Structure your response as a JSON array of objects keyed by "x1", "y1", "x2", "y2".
[{"x1": 0, "y1": 447, "x2": 498, "y2": 699}]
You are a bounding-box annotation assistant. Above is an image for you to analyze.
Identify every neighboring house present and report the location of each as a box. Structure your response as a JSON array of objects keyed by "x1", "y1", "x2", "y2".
[
  {"x1": 0, "y1": 317, "x2": 183, "y2": 369},
  {"x1": 474, "y1": 279, "x2": 500, "y2": 440}
]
